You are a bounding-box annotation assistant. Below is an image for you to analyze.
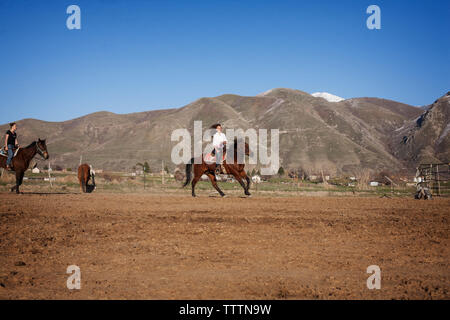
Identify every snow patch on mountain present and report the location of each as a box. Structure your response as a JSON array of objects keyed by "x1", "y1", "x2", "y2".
[
  {"x1": 257, "y1": 89, "x2": 274, "y2": 97},
  {"x1": 311, "y1": 92, "x2": 345, "y2": 103}
]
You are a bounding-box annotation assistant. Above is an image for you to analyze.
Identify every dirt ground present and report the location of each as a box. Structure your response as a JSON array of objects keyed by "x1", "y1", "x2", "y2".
[{"x1": 0, "y1": 192, "x2": 449, "y2": 300}]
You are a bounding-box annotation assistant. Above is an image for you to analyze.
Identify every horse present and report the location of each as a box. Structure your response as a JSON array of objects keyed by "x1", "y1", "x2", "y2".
[
  {"x1": 77, "y1": 163, "x2": 96, "y2": 193},
  {"x1": 183, "y1": 139, "x2": 252, "y2": 197},
  {"x1": 0, "y1": 139, "x2": 49, "y2": 194}
]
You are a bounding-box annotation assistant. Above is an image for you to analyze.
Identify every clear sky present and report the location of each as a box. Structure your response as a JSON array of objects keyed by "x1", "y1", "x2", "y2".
[{"x1": 0, "y1": 0, "x2": 449, "y2": 123}]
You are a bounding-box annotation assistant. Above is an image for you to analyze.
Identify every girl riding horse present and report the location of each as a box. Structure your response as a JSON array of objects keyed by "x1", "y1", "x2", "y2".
[{"x1": 4, "y1": 122, "x2": 19, "y2": 171}]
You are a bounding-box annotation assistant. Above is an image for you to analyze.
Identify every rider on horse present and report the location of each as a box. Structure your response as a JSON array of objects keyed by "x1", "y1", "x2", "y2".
[
  {"x1": 211, "y1": 123, "x2": 227, "y2": 175},
  {"x1": 5, "y1": 122, "x2": 19, "y2": 171}
]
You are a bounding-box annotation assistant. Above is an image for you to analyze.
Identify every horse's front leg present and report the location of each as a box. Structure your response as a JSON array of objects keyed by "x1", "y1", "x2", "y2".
[
  {"x1": 14, "y1": 171, "x2": 23, "y2": 194},
  {"x1": 226, "y1": 165, "x2": 250, "y2": 196}
]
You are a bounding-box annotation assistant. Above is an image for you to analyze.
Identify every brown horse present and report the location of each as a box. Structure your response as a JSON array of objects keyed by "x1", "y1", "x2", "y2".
[
  {"x1": 183, "y1": 139, "x2": 252, "y2": 197},
  {"x1": 77, "y1": 163, "x2": 96, "y2": 193},
  {"x1": 0, "y1": 139, "x2": 49, "y2": 194}
]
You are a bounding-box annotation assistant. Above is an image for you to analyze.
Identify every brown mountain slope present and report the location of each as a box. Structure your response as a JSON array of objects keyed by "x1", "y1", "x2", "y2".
[
  {"x1": 1, "y1": 89, "x2": 439, "y2": 175},
  {"x1": 391, "y1": 92, "x2": 450, "y2": 164}
]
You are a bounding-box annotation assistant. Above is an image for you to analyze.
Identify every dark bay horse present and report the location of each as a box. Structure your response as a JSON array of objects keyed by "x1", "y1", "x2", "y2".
[
  {"x1": 0, "y1": 139, "x2": 49, "y2": 193},
  {"x1": 183, "y1": 139, "x2": 252, "y2": 197}
]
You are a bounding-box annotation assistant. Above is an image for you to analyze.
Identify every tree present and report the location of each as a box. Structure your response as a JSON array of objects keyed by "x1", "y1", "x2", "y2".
[
  {"x1": 164, "y1": 165, "x2": 169, "y2": 173},
  {"x1": 278, "y1": 167, "x2": 285, "y2": 177},
  {"x1": 136, "y1": 162, "x2": 150, "y2": 190}
]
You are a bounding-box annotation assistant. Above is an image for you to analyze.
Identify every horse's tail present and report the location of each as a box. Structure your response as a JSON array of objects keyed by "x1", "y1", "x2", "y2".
[
  {"x1": 182, "y1": 158, "x2": 194, "y2": 188},
  {"x1": 90, "y1": 169, "x2": 96, "y2": 190}
]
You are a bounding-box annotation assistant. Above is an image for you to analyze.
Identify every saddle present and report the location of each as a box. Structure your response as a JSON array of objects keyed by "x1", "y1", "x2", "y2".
[
  {"x1": 204, "y1": 152, "x2": 226, "y2": 165},
  {"x1": 0, "y1": 147, "x2": 19, "y2": 158}
]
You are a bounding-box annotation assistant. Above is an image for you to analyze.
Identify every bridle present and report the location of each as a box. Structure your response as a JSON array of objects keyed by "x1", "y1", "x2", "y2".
[{"x1": 35, "y1": 141, "x2": 46, "y2": 158}]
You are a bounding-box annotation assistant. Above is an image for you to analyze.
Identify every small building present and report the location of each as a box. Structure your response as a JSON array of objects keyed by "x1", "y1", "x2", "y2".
[
  {"x1": 370, "y1": 181, "x2": 379, "y2": 187},
  {"x1": 32, "y1": 167, "x2": 40, "y2": 174}
]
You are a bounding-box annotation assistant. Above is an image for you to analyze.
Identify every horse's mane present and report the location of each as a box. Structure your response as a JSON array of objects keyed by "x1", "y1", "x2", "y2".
[
  {"x1": 24, "y1": 141, "x2": 36, "y2": 149},
  {"x1": 233, "y1": 138, "x2": 248, "y2": 148}
]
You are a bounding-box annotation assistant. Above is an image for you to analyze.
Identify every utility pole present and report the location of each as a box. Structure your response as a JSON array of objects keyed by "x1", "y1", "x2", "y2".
[
  {"x1": 162, "y1": 160, "x2": 165, "y2": 185},
  {"x1": 48, "y1": 161, "x2": 53, "y2": 188}
]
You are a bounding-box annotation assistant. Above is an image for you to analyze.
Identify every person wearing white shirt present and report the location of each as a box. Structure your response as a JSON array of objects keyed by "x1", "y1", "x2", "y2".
[{"x1": 211, "y1": 123, "x2": 227, "y2": 174}]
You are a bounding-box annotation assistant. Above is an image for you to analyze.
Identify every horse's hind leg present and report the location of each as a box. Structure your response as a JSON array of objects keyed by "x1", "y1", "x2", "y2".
[
  {"x1": 80, "y1": 177, "x2": 86, "y2": 193},
  {"x1": 191, "y1": 176, "x2": 201, "y2": 197},
  {"x1": 240, "y1": 170, "x2": 251, "y2": 193},
  {"x1": 86, "y1": 173, "x2": 90, "y2": 191},
  {"x1": 207, "y1": 173, "x2": 225, "y2": 197}
]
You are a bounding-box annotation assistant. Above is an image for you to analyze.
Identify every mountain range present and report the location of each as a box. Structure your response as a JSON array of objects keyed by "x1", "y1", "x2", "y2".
[{"x1": 1, "y1": 89, "x2": 448, "y2": 175}]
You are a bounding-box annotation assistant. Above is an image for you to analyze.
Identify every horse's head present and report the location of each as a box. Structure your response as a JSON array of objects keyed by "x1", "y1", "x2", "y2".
[
  {"x1": 244, "y1": 142, "x2": 252, "y2": 157},
  {"x1": 233, "y1": 138, "x2": 252, "y2": 157},
  {"x1": 36, "y1": 138, "x2": 49, "y2": 160}
]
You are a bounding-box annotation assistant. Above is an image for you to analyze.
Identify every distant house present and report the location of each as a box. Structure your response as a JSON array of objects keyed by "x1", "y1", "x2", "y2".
[
  {"x1": 32, "y1": 167, "x2": 40, "y2": 174},
  {"x1": 370, "y1": 181, "x2": 379, "y2": 187}
]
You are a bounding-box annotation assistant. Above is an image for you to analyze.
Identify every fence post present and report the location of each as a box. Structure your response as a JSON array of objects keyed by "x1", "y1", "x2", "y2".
[
  {"x1": 436, "y1": 164, "x2": 440, "y2": 196},
  {"x1": 48, "y1": 162, "x2": 53, "y2": 188},
  {"x1": 162, "y1": 160, "x2": 165, "y2": 185}
]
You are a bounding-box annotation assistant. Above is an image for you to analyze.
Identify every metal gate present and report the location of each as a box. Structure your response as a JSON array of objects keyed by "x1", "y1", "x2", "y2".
[{"x1": 416, "y1": 163, "x2": 450, "y2": 197}]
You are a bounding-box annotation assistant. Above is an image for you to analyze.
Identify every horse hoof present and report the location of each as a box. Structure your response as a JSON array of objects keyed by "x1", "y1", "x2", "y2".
[
  {"x1": 246, "y1": 194, "x2": 252, "y2": 197},
  {"x1": 221, "y1": 194, "x2": 227, "y2": 198}
]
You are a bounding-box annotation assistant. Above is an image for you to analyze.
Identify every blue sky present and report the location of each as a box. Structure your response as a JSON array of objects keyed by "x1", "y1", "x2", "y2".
[{"x1": 0, "y1": 0, "x2": 449, "y2": 122}]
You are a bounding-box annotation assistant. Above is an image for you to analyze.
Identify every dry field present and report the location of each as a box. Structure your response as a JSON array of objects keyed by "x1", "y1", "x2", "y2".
[{"x1": 0, "y1": 192, "x2": 449, "y2": 299}]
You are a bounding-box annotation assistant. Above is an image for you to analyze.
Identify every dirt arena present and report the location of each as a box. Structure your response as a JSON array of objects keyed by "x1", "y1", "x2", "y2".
[{"x1": 0, "y1": 192, "x2": 449, "y2": 299}]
